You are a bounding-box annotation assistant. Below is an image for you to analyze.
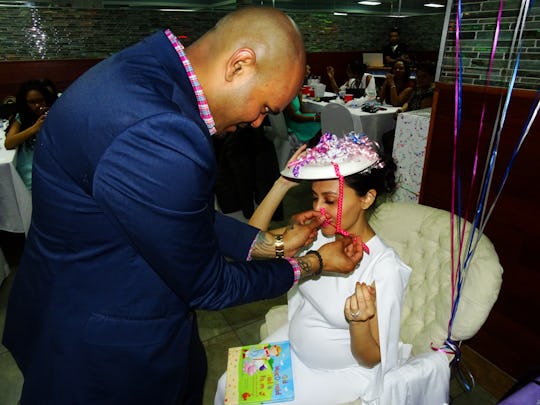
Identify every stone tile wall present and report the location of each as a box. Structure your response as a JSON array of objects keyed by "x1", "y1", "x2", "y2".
[
  {"x1": 439, "y1": 1, "x2": 539, "y2": 90},
  {"x1": 0, "y1": 7, "x2": 442, "y2": 60},
  {"x1": 1, "y1": 3, "x2": 536, "y2": 89}
]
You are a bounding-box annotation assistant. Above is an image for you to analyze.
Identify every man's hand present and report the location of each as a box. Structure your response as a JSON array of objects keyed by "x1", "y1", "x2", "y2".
[
  {"x1": 282, "y1": 210, "x2": 325, "y2": 257},
  {"x1": 318, "y1": 236, "x2": 364, "y2": 274}
]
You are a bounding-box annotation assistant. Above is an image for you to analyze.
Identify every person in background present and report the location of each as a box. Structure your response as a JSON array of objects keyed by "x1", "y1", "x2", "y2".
[
  {"x1": 284, "y1": 64, "x2": 321, "y2": 147},
  {"x1": 382, "y1": 28, "x2": 410, "y2": 67},
  {"x1": 303, "y1": 63, "x2": 312, "y2": 85},
  {"x1": 326, "y1": 59, "x2": 375, "y2": 97},
  {"x1": 381, "y1": 61, "x2": 436, "y2": 156},
  {"x1": 397, "y1": 61, "x2": 436, "y2": 113},
  {"x1": 377, "y1": 60, "x2": 414, "y2": 107},
  {"x1": 4, "y1": 80, "x2": 56, "y2": 190},
  {"x1": 3, "y1": 7, "x2": 363, "y2": 405},
  {"x1": 215, "y1": 134, "x2": 411, "y2": 404}
]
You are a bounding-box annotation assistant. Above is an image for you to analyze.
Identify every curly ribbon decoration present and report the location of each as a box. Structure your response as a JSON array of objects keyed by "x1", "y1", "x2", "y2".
[{"x1": 287, "y1": 133, "x2": 382, "y2": 178}]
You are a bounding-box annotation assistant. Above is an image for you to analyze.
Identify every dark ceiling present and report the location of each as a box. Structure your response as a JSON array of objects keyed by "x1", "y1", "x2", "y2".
[
  {"x1": 103, "y1": 0, "x2": 448, "y2": 16},
  {"x1": 3, "y1": 0, "x2": 448, "y2": 16}
]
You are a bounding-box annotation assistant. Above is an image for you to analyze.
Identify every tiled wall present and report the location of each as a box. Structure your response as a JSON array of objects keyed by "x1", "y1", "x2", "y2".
[
  {"x1": 439, "y1": 1, "x2": 539, "y2": 90},
  {"x1": 0, "y1": 7, "x2": 442, "y2": 60}
]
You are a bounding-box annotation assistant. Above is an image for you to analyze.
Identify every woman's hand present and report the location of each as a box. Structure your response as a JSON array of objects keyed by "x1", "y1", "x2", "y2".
[
  {"x1": 32, "y1": 114, "x2": 46, "y2": 132},
  {"x1": 344, "y1": 282, "x2": 376, "y2": 322},
  {"x1": 275, "y1": 144, "x2": 307, "y2": 189},
  {"x1": 317, "y1": 236, "x2": 364, "y2": 274},
  {"x1": 326, "y1": 66, "x2": 335, "y2": 79}
]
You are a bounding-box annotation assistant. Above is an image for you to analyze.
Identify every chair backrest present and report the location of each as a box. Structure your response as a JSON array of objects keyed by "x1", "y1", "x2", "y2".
[
  {"x1": 321, "y1": 102, "x2": 354, "y2": 136},
  {"x1": 268, "y1": 112, "x2": 293, "y2": 169},
  {"x1": 369, "y1": 202, "x2": 503, "y2": 356}
]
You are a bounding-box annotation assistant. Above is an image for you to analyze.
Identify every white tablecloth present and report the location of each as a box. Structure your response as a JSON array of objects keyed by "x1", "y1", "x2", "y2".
[
  {"x1": 303, "y1": 98, "x2": 399, "y2": 144},
  {"x1": 390, "y1": 108, "x2": 432, "y2": 203}
]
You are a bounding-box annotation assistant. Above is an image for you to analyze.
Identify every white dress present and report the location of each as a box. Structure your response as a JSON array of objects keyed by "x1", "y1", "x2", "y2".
[{"x1": 215, "y1": 232, "x2": 411, "y2": 405}]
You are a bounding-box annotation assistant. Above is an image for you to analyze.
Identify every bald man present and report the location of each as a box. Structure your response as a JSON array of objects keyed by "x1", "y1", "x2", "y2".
[{"x1": 3, "y1": 7, "x2": 363, "y2": 404}]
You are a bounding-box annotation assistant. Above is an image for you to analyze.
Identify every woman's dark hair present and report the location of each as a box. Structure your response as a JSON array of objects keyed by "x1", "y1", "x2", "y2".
[
  {"x1": 15, "y1": 80, "x2": 55, "y2": 131},
  {"x1": 40, "y1": 78, "x2": 59, "y2": 101},
  {"x1": 416, "y1": 61, "x2": 436, "y2": 78},
  {"x1": 344, "y1": 155, "x2": 397, "y2": 197}
]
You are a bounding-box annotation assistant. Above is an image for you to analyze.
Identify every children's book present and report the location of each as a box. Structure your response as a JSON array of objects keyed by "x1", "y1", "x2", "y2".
[{"x1": 224, "y1": 340, "x2": 294, "y2": 404}]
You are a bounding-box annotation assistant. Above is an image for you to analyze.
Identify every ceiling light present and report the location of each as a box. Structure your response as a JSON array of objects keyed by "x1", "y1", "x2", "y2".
[
  {"x1": 333, "y1": 11, "x2": 348, "y2": 16},
  {"x1": 158, "y1": 8, "x2": 195, "y2": 12},
  {"x1": 424, "y1": 3, "x2": 445, "y2": 7},
  {"x1": 358, "y1": 1, "x2": 381, "y2": 5}
]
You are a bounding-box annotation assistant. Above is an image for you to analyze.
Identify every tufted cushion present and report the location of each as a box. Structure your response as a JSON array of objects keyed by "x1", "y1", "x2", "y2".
[{"x1": 369, "y1": 202, "x2": 503, "y2": 355}]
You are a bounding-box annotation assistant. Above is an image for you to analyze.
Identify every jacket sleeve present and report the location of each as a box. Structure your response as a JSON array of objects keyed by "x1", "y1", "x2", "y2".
[
  {"x1": 214, "y1": 212, "x2": 260, "y2": 261},
  {"x1": 92, "y1": 113, "x2": 293, "y2": 309}
]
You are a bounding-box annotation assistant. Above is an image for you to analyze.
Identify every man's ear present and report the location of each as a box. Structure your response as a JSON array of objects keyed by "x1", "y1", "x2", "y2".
[
  {"x1": 225, "y1": 48, "x2": 256, "y2": 82},
  {"x1": 360, "y1": 189, "x2": 377, "y2": 210}
]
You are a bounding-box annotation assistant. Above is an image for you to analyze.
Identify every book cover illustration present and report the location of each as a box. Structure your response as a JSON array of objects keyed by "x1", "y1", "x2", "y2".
[{"x1": 224, "y1": 340, "x2": 294, "y2": 404}]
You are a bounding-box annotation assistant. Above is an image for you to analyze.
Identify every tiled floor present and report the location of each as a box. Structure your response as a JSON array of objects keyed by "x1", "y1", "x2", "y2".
[{"x1": 0, "y1": 182, "x2": 499, "y2": 404}]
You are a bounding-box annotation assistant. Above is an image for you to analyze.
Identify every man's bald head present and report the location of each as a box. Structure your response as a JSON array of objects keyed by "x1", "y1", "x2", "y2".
[
  {"x1": 186, "y1": 7, "x2": 306, "y2": 133},
  {"x1": 212, "y1": 7, "x2": 304, "y2": 66}
]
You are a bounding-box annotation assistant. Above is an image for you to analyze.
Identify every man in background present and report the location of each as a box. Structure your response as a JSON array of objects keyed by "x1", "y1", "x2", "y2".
[{"x1": 383, "y1": 28, "x2": 410, "y2": 67}]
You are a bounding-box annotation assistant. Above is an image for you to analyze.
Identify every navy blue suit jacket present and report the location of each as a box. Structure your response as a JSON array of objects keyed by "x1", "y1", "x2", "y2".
[{"x1": 3, "y1": 30, "x2": 293, "y2": 404}]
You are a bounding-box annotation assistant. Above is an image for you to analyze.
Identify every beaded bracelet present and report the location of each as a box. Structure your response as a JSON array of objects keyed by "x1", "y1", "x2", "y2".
[{"x1": 306, "y1": 250, "x2": 324, "y2": 276}]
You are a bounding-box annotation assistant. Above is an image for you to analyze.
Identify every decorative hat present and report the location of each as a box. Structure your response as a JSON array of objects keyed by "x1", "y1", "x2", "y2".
[{"x1": 281, "y1": 133, "x2": 383, "y2": 180}]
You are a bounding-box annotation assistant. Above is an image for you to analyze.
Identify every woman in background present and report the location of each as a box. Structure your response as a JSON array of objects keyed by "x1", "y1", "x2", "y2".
[
  {"x1": 284, "y1": 64, "x2": 321, "y2": 147},
  {"x1": 326, "y1": 59, "x2": 376, "y2": 97},
  {"x1": 377, "y1": 60, "x2": 414, "y2": 107},
  {"x1": 397, "y1": 61, "x2": 436, "y2": 113},
  {"x1": 4, "y1": 80, "x2": 56, "y2": 190}
]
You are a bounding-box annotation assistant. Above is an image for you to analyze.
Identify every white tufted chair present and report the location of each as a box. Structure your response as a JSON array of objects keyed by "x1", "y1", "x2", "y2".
[{"x1": 259, "y1": 202, "x2": 503, "y2": 404}]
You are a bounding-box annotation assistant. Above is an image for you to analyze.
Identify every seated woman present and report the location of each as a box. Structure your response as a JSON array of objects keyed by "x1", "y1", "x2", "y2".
[
  {"x1": 326, "y1": 60, "x2": 376, "y2": 98},
  {"x1": 284, "y1": 64, "x2": 321, "y2": 147},
  {"x1": 377, "y1": 60, "x2": 414, "y2": 107},
  {"x1": 215, "y1": 134, "x2": 411, "y2": 405},
  {"x1": 382, "y1": 61, "x2": 436, "y2": 155},
  {"x1": 397, "y1": 61, "x2": 436, "y2": 113},
  {"x1": 4, "y1": 80, "x2": 56, "y2": 190}
]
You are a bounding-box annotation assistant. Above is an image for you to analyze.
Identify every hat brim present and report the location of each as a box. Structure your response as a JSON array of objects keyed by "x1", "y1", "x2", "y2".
[{"x1": 281, "y1": 159, "x2": 377, "y2": 180}]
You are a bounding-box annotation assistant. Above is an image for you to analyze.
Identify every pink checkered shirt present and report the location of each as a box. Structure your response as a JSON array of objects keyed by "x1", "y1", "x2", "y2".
[{"x1": 165, "y1": 29, "x2": 217, "y2": 135}]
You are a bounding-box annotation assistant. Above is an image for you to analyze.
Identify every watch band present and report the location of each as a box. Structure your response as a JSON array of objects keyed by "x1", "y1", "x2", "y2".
[{"x1": 274, "y1": 234, "x2": 285, "y2": 258}]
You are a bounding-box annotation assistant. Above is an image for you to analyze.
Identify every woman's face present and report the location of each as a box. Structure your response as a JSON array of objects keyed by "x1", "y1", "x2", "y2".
[
  {"x1": 25, "y1": 89, "x2": 47, "y2": 115},
  {"x1": 393, "y1": 61, "x2": 406, "y2": 78},
  {"x1": 311, "y1": 179, "x2": 365, "y2": 237}
]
